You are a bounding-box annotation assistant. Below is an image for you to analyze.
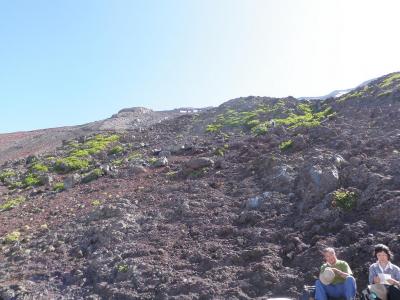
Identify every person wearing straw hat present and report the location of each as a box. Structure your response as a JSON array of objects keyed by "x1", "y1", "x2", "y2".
[{"x1": 315, "y1": 247, "x2": 357, "y2": 300}]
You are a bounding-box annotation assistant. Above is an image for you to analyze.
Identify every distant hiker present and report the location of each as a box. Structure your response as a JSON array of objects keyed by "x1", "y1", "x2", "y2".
[
  {"x1": 368, "y1": 244, "x2": 400, "y2": 300},
  {"x1": 315, "y1": 247, "x2": 356, "y2": 300},
  {"x1": 270, "y1": 119, "x2": 276, "y2": 127}
]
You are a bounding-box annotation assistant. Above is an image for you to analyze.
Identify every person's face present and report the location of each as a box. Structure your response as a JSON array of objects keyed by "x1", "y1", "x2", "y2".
[
  {"x1": 323, "y1": 251, "x2": 337, "y2": 265},
  {"x1": 376, "y1": 251, "x2": 389, "y2": 264}
]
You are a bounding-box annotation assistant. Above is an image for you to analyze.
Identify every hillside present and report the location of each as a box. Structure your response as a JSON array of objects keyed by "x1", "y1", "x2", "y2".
[{"x1": 0, "y1": 72, "x2": 400, "y2": 299}]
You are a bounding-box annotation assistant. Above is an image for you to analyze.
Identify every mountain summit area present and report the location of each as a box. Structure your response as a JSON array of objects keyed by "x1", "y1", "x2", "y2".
[{"x1": 0, "y1": 72, "x2": 400, "y2": 299}]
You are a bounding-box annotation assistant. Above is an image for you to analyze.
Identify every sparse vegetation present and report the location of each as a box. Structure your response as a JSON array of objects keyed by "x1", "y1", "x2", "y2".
[
  {"x1": 380, "y1": 73, "x2": 400, "y2": 88},
  {"x1": 274, "y1": 104, "x2": 335, "y2": 129},
  {"x1": 91, "y1": 199, "x2": 102, "y2": 206},
  {"x1": 377, "y1": 91, "x2": 391, "y2": 98},
  {"x1": 9, "y1": 181, "x2": 23, "y2": 189},
  {"x1": 279, "y1": 140, "x2": 293, "y2": 151},
  {"x1": 332, "y1": 189, "x2": 358, "y2": 211},
  {"x1": 108, "y1": 145, "x2": 124, "y2": 155},
  {"x1": 54, "y1": 156, "x2": 90, "y2": 173},
  {"x1": 112, "y1": 159, "x2": 124, "y2": 166},
  {"x1": 0, "y1": 196, "x2": 26, "y2": 212},
  {"x1": 147, "y1": 157, "x2": 158, "y2": 165},
  {"x1": 206, "y1": 123, "x2": 223, "y2": 133},
  {"x1": 128, "y1": 151, "x2": 143, "y2": 161},
  {"x1": 84, "y1": 134, "x2": 120, "y2": 155},
  {"x1": 117, "y1": 263, "x2": 129, "y2": 273},
  {"x1": 189, "y1": 167, "x2": 209, "y2": 179},
  {"x1": 82, "y1": 168, "x2": 103, "y2": 183},
  {"x1": 3, "y1": 230, "x2": 21, "y2": 244},
  {"x1": 206, "y1": 102, "x2": 335, "y2": 135},
  {"x1": 30, "y1": 163, "x2": 49, "y2": 172},
  {"x1": 166, "y1": 171, "x2": 178, "y2": 178},
  {"x1": 53, "y1": 182, "x2": 65, "y2": 192},
  {"x1": 69, "y1": 149, "x2": 90, "y2": 157},
  {"x1": 0, "y1": 170, "x2": 16, "y2": 182},
  {"x1": 215, "y1": 148, "x2": 225, "y2": 156},
  {"x1": 23, "y1": 173, "x2": 42, "y2": 187}
]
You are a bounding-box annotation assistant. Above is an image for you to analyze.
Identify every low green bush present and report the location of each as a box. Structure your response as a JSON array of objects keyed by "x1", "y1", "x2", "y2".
[
  {"x1": 0, "y1": 170, "x2": 16, "y2": 182},
  {"x1": 332, "y1": 189, "x2": 358, "y2": 211},
  {"x1": 54, "y1": 156, "x2": 90, "y2": 173},
  {"x1": 0, "y1": 196, "x2": 26, "y2": 212},
  {"x1": 30, "y1": 163, "x2": 49, "y2": 172},
  {"x1": 23, "y1": 173, "x2": 42, "y2": 187},
  {"x1": 279, "y1": 140, "x2": 293, "y2": 151},
  {"x1": 53, "y1": 182, "x2": 65, "y2": 192},
  {"x1": 4, "y1": 230, "x2": 21, "y2": 243},
  {"x1": 108, "y1": 145, "x2": 124, "y2": 155}
]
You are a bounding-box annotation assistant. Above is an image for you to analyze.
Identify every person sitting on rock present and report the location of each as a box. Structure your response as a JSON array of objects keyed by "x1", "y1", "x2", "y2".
[
  {"x1": 369, "y1": 244, "x2": 400, "y2": 285},
  {"x1": 368, "y1": 244, "x2": 400, "y2": 300},
  {"x1": 315, "y1": 247, "x2": 357, "y2": 300}
]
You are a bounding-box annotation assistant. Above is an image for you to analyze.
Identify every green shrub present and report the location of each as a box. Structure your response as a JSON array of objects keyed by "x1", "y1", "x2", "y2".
[
  {"x1": 108, "y1": 145, "x2": 124, "y2": 155},
  {"x1": 91, "y1": 199, "x2": 102, "y2": 206},
  {"x1": 206, "y1": 124, "x2": 223, "y2": 133},
  {"x1": 30, "y1": 163, "x2": 49, "y2": 172},
  {"x1": 112, "y1": 159, "x2": 124, "y2": 166},
  {"x1": 166, "y1": 171, "x2": 178, "y2": 178},
  {"x1": 128, "y1": 151, "x2": 142, "y2": 161},
  {"x1": 147, "y1": 157, "x2": 158, "y2": 165},
  {"x1": 84, "y1": 134, "x2": 120, "y2": 155},
  {"x1": 9, "y1": 181, "x2": 23, "y2": 189},
  {"x1": 380, "y1": 73, "x2": 400, "y2": 88},
  {"x1": 279, "y1": 140, "x2": 293, "y2": 151},
  {"x1": 251, "y1": 122, "x2": 270, "y2": 135},
  {"x1": 4, "y1": 230, "x2": 21, "y2": 243},
  {"x1": 0, "y1": 196, "x2": 26, "y2": 212},
  {"x1": 54, "y1": 156, "x2": 90, "y2": 173},
  {"x1": 82, "y1": 168, "x2": 103, "y2": 183},
  {"x1": 23, "y1": 173, "x2": 42, "y2": 187},
  {"x1": 206, "y1": 102, "x2": 335, "y2": 135},
  {"x1": 0, "y1": 170, "x2": 16, "y2": 182},
  {"x1": 215, "y1": 148, "x2": 225, "y2": 156},
  {"x1": 189, "y1": 167, "x2": 209, "y2": 178},
  {"x1": 117, "y1": 264, "x2": 129, "y2": 273},
  {"x1": 53, "y1": 182, "x2": 65, "y2": 192},
  {"x1": 245, "y1": 119, "x2": 261, "y2": 128},
  {"x1": 70, "y1": 149, "x2": 90, "y2": 157},
  {"x1": 332, "y1": 189, "x2": 358, "y2": 211},
  {"x1": 377, "y1": 91, "x2": 391, "y2": 98},
  {"x1": 274, "y1": 105, "x2": 335, "y2": 129}
]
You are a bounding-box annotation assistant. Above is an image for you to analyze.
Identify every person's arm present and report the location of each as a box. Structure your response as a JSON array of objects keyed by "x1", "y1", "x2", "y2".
[
  {"x1": 331, "y1": 267, "x2": 351, "y2": 279},
  {"x1": 387, "y1": 278, "x2": 400, "y2": 285},
  {"x1": 369, "y1": 265, "x2": 379, "y2": 284},
  {"x1": 388, "y1": 267, "x2": 400, "y2": 286},
  {"x1": 331, "y1": 262, "x2": 352, "y2": 279}
]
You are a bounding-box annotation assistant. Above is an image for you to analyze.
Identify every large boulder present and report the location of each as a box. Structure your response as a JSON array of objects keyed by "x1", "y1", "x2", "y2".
[
  {"x1": 153, "y1": 157, "x2": 168, "y2": 167},
  {"x1": 184, "y1": 157, "x2": 214, "y2": 171},
  {"x1": 296, "y1": 163, "x2": 339, "y2": 212},
  {"x1": 63, "y1": 174, "x2": 81, "y2": 190}
]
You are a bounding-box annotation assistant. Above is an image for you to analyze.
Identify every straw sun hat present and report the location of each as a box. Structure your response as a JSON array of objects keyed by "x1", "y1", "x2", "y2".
[{"x1": 319, "y1": 267, "x2": 335, "y2": 285}]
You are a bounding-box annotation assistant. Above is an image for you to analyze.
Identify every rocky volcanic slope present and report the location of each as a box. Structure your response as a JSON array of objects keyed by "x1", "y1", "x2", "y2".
[
  {"x1": 0, "y1": 107, "x2": 203, "y2": 165},
  {"x1": 0, "y1": 72, "x2": 400, "y2": 299}
]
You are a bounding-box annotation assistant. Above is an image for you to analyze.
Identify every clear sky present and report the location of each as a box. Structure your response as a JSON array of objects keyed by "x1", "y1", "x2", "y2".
[{"x1": 1, "y1": 0, "x2": 400, "y2": 133}]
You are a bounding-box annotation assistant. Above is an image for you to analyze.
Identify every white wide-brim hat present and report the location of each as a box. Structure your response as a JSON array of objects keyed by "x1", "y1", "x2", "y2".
[{"x1": 319, "y1": 267, "x2": 335, "y2": 285}]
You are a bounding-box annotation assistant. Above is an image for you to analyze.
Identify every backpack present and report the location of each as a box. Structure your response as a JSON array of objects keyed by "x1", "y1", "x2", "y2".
[
  {"x1": 300, "y1": 285, "x2": 316, "y2": 300},
  {"x1": 361, "y1": 287, "x2": 380, "y2": 300}
]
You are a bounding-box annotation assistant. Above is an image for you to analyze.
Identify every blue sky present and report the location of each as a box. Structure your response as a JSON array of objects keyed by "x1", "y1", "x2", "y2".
[{"x1": 1, "y1": 0, "x2": 400, "y2": 133}]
